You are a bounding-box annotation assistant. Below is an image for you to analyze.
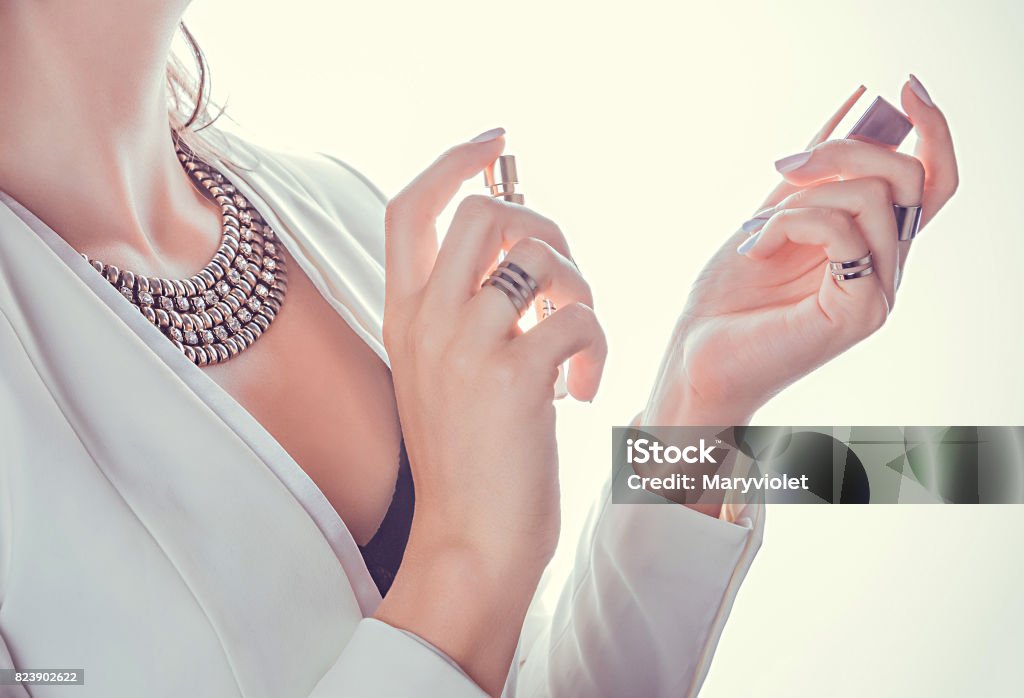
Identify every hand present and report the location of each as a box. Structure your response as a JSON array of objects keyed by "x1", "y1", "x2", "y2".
[
  {"x1": 374, "y1": 129, "x2": 606, "y2": 695},
  {"x1": 643, "y1": 77, "x2": 959, "y2": 430}
]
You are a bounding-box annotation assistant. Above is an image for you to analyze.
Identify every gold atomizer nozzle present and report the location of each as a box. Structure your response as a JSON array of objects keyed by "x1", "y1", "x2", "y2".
[{"x1": 484, "y1": 155, "x2": 524, "y2": 204}]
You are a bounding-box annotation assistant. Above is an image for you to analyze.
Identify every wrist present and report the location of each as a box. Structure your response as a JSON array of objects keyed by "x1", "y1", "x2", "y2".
[
  {"x1": 406, "y1": 511, "x2": 551, "y2": 585},
  {"x1": 638, "y1": 336, "x2": 757, "y2": 518},
  {"x1": 376, "y1": 526, "x2": 543, "y2": 696},
  {"x1": 645, "y1": 317, "x2": 761, "y2": 427},
  {"x1": 408, "y1": 494, "x2": 558, "y2": 575},
  {"x1": 641, "y1": 381, "x2": 756, "y2": 427}
]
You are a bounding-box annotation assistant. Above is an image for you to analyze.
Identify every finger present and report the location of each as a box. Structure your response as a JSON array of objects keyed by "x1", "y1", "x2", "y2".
[
  {"x1": 739, "y1": 207, "x2": 888, "y2": 326},
  {"x1": 461, "y1": 237, "x2": 592, "y2": 344},
  {"x1": 773, "y1": 138, "x2": 925, "y2": 206},
  {"x1": 760, "y1": 178, "x2": 900, "y2": 307},
  {"x1": 515, "y1": 302, "x2": 607, "y2": 402},
  {"x1": 424, "y1": 195, "x2": 573, "y2": 312},
  {"x1": 805, "y1": 85, "x2": 869, "y2": 150},
  {"x1": 755, "y1": 84, "x2": 868, "y2": 212},
  {"x1": 901, "y1": 75, "x2": 959, "y2": 228},
  {"x1": 384, "y1": 128, "x2": 506, "y2": 303},
  {"x1": 740, "y1": 208, "x2": 866, "y2": 263}
]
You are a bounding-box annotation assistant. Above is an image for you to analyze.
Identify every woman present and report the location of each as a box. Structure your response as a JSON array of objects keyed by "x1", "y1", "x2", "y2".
[{"x1": 0, "y1": 2, "x2": 958, "y2": 697}]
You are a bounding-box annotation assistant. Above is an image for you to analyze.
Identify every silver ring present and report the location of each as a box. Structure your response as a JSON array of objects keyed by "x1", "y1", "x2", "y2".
[
  {"x1": 829, "y1": 252, "x2": 874, "y2": 282},
  {"x1": 486, "y1": 274, "x2": 529, "y2": 314},
  {"x1": 833, "y1": 266, "x2": 875, "y2": 281},
  {"x1": 500, "y1": 261, "x2": 539, "y2": 296},
  {"x1": 494, "y1": 268, "x2": 534, "y2": 308},
  {"x1": 828, "y1": 252, "x2": 873, "y2": 272},
  {"x1": 893, "y1": 204, "x2": 922, "y2": 241},
  {"x1": 482, "y1": 260, "x2": 539, "y2": 316}
]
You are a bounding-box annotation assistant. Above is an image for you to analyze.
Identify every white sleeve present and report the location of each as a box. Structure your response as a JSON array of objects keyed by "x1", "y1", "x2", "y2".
[
  {"x1": 0, "y1": 616, "x2": 486, "y2": 698},
  {"x1": 0, "y1": 307, "x2": 28, "y2": 698},
  {"x1": 0, "y1": 631, "x2": 31, "y2": 698},
  {"x1": 308, "y1": 619, "x2": 488, "y2": 698},
  {"x1": 506, "y1": 481, "x2": 764, "y2": 698}
]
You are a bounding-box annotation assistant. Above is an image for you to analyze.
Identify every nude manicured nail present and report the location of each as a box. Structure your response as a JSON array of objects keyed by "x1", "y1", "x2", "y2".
[
  {"x1": 736, "y1": 230, "x2": 762, "y2": 255},
  {"x1": 908, "y1": 74, "x2": 934, "y2": 107},
  {"x1": 775, "y1": 151, "x2": 811, "y2": 174},
  {"x1": 741, "y1": 210, "x2": 773, "y2": 234},
  {"x1": 470, "y1": 127, "x2": 506, "y2": 143}
]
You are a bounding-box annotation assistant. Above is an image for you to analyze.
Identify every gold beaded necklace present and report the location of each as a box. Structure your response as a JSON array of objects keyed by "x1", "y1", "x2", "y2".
[{"x1": 81, "y1": 145, "x2": 287, "y2": 367}]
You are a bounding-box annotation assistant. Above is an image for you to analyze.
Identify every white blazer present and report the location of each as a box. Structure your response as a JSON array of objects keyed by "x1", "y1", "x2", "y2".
[{"x1": 0, "y1": 129, "x2": 764, "y2": 698}]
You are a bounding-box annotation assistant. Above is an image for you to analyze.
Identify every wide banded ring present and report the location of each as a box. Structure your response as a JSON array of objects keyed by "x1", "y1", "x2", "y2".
[
  {"x1": 828, "y1": 252, "x2": 874, "y2": 282},
  {"x1": 482, "y1": 260, "x2": 540, "y2": 316},
  {"x1": 894, "y1": 204, "x2": 923, "y2": 241}
]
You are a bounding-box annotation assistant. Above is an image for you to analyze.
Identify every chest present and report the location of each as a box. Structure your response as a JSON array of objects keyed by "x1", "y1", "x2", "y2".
[{"x1": 202, "y1": 246, "x2": 401, "y2": 546}]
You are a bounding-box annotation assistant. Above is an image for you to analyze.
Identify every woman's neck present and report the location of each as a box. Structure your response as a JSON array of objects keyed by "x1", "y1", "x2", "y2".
[{"x1": 0, "y1": 1, "x2": 220, "y2": 275}]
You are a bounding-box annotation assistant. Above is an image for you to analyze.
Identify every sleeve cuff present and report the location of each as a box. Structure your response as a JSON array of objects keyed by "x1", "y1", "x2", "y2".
[{"x1": 309, "y1": 618, "x2": 488, "y2": 698}]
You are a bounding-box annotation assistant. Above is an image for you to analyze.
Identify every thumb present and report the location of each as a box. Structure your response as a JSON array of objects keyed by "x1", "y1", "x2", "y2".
[{"x1": 901, "y1": 75, "x2": 959, "y2": 227}]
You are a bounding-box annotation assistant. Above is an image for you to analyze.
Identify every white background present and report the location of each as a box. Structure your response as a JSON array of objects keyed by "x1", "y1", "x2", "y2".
[{"x1": 185, "y1": 1, "x2": 1024, "y2": 695}]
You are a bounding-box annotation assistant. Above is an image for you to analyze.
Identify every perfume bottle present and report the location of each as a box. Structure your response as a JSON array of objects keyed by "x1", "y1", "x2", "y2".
[
  {"x1": 484, "y1": 155, "x2": 569, "y2": 400},
  {"x1": 845, "y1": 96, "x2": 913, "y2": 147}
]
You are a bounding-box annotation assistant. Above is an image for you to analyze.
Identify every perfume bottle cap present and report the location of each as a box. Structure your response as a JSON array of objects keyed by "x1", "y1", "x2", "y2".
[
  {"x1": 484, "y1": 155, "x2": 524, "y2": 204},
  {"x1": 845, "y1": 97, "x2": 913, "y2": 148}
]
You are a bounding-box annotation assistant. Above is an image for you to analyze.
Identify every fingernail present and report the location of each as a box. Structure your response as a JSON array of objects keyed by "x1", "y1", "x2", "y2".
[
  {"x1": 908, "y1": 74, "x2": 934, "y2": 108},
  {"x1": 737, "y1": 230, "x2": 762, "y2": 255},
  {"x1": 470, "y1": 127, "x2": 506, "y2": 143},
  {"x1": 740, "y1": 210, "x2": 773, "y2": 234},
  {"x1": 775, "y1": 151, "x2": 811, "y2": 174}
]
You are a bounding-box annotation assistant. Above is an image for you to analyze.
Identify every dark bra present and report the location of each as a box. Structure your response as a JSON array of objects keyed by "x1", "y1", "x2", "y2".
[{"x1": 356, "y1": 438, "x2": 415, "y2": 597}]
